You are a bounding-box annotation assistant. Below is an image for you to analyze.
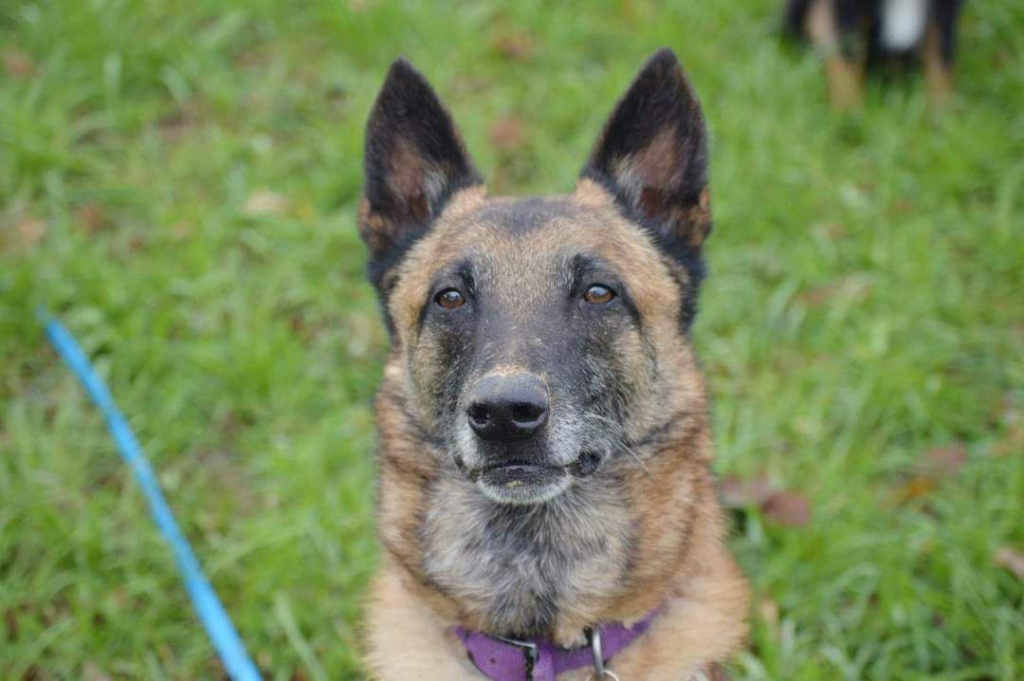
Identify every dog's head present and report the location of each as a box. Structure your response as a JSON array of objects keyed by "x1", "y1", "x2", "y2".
[{"x1": 360, "y1": 50, "x2": 713, "y2": 505}]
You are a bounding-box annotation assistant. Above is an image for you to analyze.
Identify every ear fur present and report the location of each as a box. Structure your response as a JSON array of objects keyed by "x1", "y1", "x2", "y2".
[{"x1": 360, "y1": 58, "x2": 482, "y2": 294}]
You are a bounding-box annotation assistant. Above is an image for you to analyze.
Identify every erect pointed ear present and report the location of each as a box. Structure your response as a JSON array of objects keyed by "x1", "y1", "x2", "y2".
[
  {"x1": 581, "y1": 49, "x2": 712, "y2": 252},
  {"x1": 360, "y1": 58, "x2": 483, "y2": 292}
]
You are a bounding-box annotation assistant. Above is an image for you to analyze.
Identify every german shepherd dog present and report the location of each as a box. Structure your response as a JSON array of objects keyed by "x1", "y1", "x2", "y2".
[
  {"x1": 358, "y1": 50, "x2": 749, "y2": 680},
  {"x1": 785, "y1": 0, "x2": 965, "y2": 107}
]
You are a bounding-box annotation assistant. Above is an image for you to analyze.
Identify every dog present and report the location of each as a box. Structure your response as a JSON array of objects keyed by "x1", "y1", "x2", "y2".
[
  {"x1": 357, "y1": 49, "x2": 749, "y2": 680},
  {"x1": 785, "y1": 0, "x2": 965, "y2": 107}
]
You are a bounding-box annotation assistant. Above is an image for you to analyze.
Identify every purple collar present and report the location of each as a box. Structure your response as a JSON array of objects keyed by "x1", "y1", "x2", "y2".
[{"x1": 453, "y1": 610, "x2": 658, "y2": 681}]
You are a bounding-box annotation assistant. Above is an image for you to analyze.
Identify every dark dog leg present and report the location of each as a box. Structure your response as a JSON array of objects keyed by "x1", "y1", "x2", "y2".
[
  {"x1": 925, "y1": 0, "x2": 962, "y2": 104},
  {"x1": 784, "y1": 0, "x2": 815, "y2": 38},
  {"x1": 805, "y1": 0, "x2": 864, "y2": 109}
]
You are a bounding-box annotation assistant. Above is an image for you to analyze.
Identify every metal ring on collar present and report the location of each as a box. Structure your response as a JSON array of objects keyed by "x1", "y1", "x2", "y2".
[{"x1": 585, "y1": 628, "x2": 621, "y2": 680}]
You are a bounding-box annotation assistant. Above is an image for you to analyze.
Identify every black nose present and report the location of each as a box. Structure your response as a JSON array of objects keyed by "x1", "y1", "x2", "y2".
[{"x1": 466, "y1": 373, "x2": 549, "y2": 442}]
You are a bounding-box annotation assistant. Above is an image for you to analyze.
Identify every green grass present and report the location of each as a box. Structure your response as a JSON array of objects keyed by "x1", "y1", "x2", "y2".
[{"x1": 1, "y1": 0, "x2": 1022, "y2": 678}]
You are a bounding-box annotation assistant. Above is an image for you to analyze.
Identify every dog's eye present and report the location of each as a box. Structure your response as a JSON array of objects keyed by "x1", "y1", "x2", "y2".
[
  {"x1": 583, "y1": 284, "x2": 616, "y2": 305},
  {"x1": 434, "y1": 288, "x2": 466, "y2": 310}
]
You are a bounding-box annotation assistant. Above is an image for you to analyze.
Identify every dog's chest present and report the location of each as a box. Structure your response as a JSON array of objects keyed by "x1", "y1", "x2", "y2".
[
  {"x1": 880, "y1": 0, "x2": 932, "y2": 51},
  {"x1": 421, "y1": 481, "x2": 632, "y2": 635}
]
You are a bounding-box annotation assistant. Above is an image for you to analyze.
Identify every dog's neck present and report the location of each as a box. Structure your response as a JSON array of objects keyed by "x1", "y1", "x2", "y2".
[{"x1": 421, "y1": 472, "x2": 639, "y2": 640}]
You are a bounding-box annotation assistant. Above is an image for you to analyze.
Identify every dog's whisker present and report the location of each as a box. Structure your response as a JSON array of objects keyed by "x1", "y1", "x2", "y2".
[
  {"x1": 616, "y1": 440, "x2": 651, "y2": 474},
  {"x1": 581, "y1": 413, "x2": 651, "y2": 474}
]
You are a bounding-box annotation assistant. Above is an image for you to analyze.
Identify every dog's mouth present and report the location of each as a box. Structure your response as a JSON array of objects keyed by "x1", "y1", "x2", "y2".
[{"x1": 467, "y1": 452, "x2": 602, "y2": 505}]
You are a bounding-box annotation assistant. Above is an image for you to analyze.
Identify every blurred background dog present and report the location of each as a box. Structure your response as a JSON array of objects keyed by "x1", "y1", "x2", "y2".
[{"x1": 785, "y1": 0, "x2": 965, "y2": 107}]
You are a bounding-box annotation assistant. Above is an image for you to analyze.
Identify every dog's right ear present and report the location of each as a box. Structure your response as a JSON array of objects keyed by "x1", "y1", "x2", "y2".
[
  {"x1": 581, "y1": 49, "x2": 711, "y2": 252},
  {"x1": 359, "y1": 58, "x2": 483, "y2": 295}
]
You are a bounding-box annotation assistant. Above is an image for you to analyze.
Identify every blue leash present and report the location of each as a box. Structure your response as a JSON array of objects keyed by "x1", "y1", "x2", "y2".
[{"x1": 43, "y1": 316, "x2": 262, "y2": 681}]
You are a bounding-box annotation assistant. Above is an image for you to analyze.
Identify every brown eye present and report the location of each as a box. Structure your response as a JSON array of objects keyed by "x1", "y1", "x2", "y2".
[
  {"x1": 583, "y1": 284, "x2": 615, "y2": 305},
  {"x1": 435, "y1": 288, "x2": 465, "y2": 310}
]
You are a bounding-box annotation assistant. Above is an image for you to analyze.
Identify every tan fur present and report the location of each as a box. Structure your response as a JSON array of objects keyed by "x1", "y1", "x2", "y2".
[
  {"x1": 806, "y1": 0, "x2": 866, "y2": 109},
  {"x1": 923, "y1": 22, "x2": 955, "y2": 105},
  {"x1": 362, "y1": 178, "x2": 750, "y2": 679}
]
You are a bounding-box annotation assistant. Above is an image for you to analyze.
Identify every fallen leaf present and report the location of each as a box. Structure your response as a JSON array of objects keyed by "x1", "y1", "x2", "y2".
[
  {"x1": 799, "y1": 274, "x2": 872, "y2": 308},
  {"x1": 16, "y1": 217, "x2": 46, "y2": 246},
  {"x1": 158, "y1": 112, "x2": 192, "y2": 142},
  {"x1": 3, "y1": 609, "x2": 16, "y2": 642},
  {"x1": 171, "y1": 222, "x2": 193, "y2": 241},
  {"x1": 761, "y1": 491, "x2": 812, "y2": 527},
  {"x1": 82, "y1": 662, "x2": 112, "y2": 681},
  {"x1": 243, "y1": 189, "x2": 290, "y2": 217},
  {"x1": 719, "y1": 475, "x2": 811, "y2": 527},
  {"x1": 924, "y1": 443, "x2": 968, "y2": 478},
  {"x1": 235, "y1": 47, "x2": 272, "y2": 70},
  {"x1": 994, "y1": 546, "x2": 1024, "y2": 581},
  {"x1": 718, "y1": 475, "x2": 775, "y2": 508},
  {"x1": 992, "y1": 435, "x2": 1023, "y2": 457},
  {"x1": 892, "y1": 199, "x2": 916, "y2": 215},
  {"x1": 895, "y1": 476, "x2": 937, "y2": 504},
  {"x1": 813, "y1": 222, "x2": 849, "y2": 241},
  {"x1": 3, "y1": 48, "x2": 36, "y2": 79},
  {"x1": 490, "y1": 30, "x2": 534, "y2": 61},
  {"x1": 891, "y1": 443, "x2": 970, "y2": 506},
  {"x1": 75, "y1": 203, "x2": 109, "y2": 234},
  {"x1": 490, "y1": 115, "x2": 526, "y2": 153}
]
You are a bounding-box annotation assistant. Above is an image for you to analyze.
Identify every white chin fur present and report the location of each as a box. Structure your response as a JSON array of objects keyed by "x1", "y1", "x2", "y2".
[
  {"x1": 881, "y1": 0, "x2": 931, "y2": 51},
  {"x1": 476, "y1": 476, "x2": 573, "y2": 505}
]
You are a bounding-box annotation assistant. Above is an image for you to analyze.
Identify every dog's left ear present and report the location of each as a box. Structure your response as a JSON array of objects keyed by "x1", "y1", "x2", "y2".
[{"x1": 581, "y1": 49, "x2": 712, "y2": 252}]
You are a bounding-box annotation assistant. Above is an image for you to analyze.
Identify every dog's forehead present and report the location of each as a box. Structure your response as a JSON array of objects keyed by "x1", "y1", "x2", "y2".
[
  {"x1": 473, "y1": 196, "x2": 575, "y2": 235},
  {"x1": 453, "y1": 196, "x2": 601, "y2": 282},
  {"x1": 424, "y1": 190, "x2": 655, "y2": 273}
]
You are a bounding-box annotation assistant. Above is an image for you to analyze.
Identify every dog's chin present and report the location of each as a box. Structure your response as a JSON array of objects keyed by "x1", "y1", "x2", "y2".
[{"x1": 474, "y1": 464, "x2": 573, "y2": 505}]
